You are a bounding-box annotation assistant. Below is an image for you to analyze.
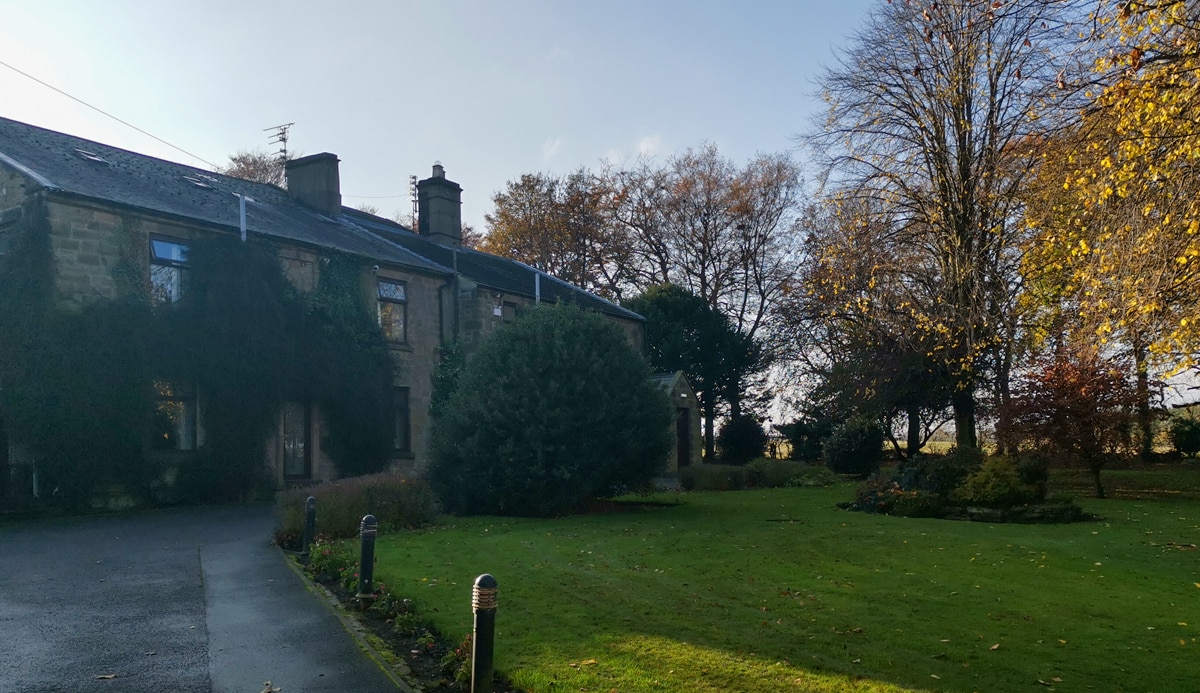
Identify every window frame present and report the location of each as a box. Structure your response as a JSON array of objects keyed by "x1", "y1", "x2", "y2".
[
  {"x1": 149, "y1": 236, "x2": 190, "y2": 304},
  {"x1": 281, "y1": 401, "x2": 312, "y2": 480},
  {"x1": 393, "y1": 387, "x2": 411, "y2": 456},
  {"x1": 377, "y1": 278, "x2": 408, "y2": 344}
]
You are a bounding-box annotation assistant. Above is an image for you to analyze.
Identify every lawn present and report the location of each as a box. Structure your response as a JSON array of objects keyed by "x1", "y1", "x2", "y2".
[{"x1": 371, "y1": 484, "x2": 1199, "y2": 692}]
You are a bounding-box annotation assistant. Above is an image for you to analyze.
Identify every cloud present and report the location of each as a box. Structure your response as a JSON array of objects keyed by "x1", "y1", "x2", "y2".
[
  {"x1": 637, "y1": 134, "x2": 663, "y2": 157},
  {"x1": 542, "y1": 136, "x2": 564, "y2": 162}
]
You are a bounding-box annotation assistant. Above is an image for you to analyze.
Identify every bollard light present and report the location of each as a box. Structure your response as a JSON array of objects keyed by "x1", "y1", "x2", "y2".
[
  {"x1": 300, "y1": 496, "x2": 317, "y2": 561},
  {"x1": 355, "y1": 514, "x2": 378, "y2": 601},
  {"x1": 471, "y1": 573, "x2": 498, "y2": 693}
]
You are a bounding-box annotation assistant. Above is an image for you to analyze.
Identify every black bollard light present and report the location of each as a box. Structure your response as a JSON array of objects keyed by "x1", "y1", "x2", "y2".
[
  {"x1": 300, "y1": 496, "x2": 317, "y2": 561},
  {"x1": 355, "y1": 514, "x2": 378, "y2": 601},
  {"x1": 471, "y1": 573, "x2": 498, "y2": 693}
]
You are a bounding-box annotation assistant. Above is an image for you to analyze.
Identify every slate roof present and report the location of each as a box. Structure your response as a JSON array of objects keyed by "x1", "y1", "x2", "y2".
[
  {"x1": 0, "y1": 116, "x2": 447, "y2": 275},
  {"x1": 344, "y1": 209, "x2": 643, "y2": 321},
  {"x1": 0, "y1": 116, "x2": 642, "y2": 322}
]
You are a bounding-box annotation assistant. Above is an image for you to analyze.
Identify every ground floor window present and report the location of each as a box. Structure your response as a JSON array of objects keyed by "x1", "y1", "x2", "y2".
[
  {"x1": 282, "y1": 402, "x2": 311, "y2": 479},
  {"x1": 152, "y1": 381, "x2": 196, "y2": 451}
]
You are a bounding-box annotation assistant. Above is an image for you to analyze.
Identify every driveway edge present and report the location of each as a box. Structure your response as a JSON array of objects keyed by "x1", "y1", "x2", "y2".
[{"x1": 277, "y1": 548, "x2": 421, "y2": 693}]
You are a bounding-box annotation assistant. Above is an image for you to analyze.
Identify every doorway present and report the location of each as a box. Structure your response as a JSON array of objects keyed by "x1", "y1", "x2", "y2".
[{"x1": 676, "y1": 408, "x2": 692, "y2": 468}]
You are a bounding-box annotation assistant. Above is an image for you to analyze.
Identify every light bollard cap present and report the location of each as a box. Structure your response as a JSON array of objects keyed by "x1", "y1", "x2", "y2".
[
  {"x1": 473, "y1": 573, "x2": 498, "y2": 611},
  {"x1": 360, "y1": 514, "x2": 378, "y2": 537}
]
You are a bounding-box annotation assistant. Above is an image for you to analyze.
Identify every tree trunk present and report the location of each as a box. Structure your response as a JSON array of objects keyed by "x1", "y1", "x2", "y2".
[
  {"x1": 1133, "y1": 338, "x2": 1153, "y2": 460},
  {"x1": 951, "y1": 390, "x2": 978, "y2": 449},
  {"x1": 1090, "y1": 464, "x2": 1106, "y2": 499},
  {"x1": 993, "y1": 340, "x2": 1014, "y2": 456},
  {"x1": 906, "y1": 403, "x2": 922, "y2": 458},
  {"x1": 702, "y1": 400, "x2": 716, "y2": 461}
]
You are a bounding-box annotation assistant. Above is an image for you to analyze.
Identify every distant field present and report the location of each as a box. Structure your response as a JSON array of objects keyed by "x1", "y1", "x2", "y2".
[
  {"x1": 370, "y1": 483, "x2": 1200, "y2": 692},
  {"x1": 1049, "y1": 465, "x2": 1200, "y2": 500}
]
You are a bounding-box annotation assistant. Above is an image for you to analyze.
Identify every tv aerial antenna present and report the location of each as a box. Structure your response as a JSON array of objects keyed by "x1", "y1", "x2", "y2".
[
  {"x1": 409, "y1": 175, "x2": 419, "y2": 228},
  {"x1": 265, "y1": 122, "x2": 294, "y2": 163}
]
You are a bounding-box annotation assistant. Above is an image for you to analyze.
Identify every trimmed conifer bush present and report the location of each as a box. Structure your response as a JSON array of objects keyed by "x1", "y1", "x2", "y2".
[
  {"x1": 717, "y1": 415, "x2": 768, "y2": 465},
  {"x1": 823, "y1": 415, "x2": 884, "y2": 477},
  {"x1": 429, "y1": 303, "x2": 672, "y2": 517}
]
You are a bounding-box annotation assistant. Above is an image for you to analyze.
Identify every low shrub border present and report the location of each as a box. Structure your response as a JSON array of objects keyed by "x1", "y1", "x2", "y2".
[{"x1": 274, "y1": 472, "x2": 436, "y2": 549}]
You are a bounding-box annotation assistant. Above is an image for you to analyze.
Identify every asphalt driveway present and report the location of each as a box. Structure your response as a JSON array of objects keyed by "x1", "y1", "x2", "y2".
[{"x1": 0, "y1": 505, "x2": 399, "y2": 693}]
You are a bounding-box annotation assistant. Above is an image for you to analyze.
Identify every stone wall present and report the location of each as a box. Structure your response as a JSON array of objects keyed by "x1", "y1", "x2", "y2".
[{"x1": 373, "y1": 267, "x2": 447, "y2": 476}]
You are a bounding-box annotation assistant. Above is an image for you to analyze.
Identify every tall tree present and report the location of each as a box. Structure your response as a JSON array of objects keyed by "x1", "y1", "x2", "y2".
[
  {"x1": 1027, "y1": 2, "x2": 1200, "y2": 363},
  {"x1": 607, "y1": 145, "x2": 803, "y2": 343},
  {"x1": 806, "y1": 0, "x2": 1084, "y2": 448},
  {"x1": 780, "y1": 197, "x2": 954, "y2": 456},
  {"x1": 481, "y1": 170, "x2": 631, "y2": 299},
  {"x1": 624, "y1": 283, "x2": 761, "y2": 459}
]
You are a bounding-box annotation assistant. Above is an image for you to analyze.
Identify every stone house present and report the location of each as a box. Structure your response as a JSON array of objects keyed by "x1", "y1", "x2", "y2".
[
  {"x1": 0, "y1": 116, "x2": 650, "y2": 505},
  {"x1": 649, "y1": 371, "x2": 702, "y2": 473}
]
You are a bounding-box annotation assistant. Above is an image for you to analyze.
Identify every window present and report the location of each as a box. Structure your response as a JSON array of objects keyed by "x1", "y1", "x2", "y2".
[
  {"x1": 393, "y1": 387, "x2": 411, "y2": 454},
  {"x1": 150, "y1": 237, "x2": 189, "y2": 304},
  {"x1": 378, "y1": 279, "x2": 407, "y2": 343},
  {"x1": 281, "y1": 257, "x2": 315, "y2": 292},
  {"x1": 151, "y1": 381, "x2": 196, "y2": 451},
  {"x1": 282, "y1": 402, "x2": 311, "y2": 479}
]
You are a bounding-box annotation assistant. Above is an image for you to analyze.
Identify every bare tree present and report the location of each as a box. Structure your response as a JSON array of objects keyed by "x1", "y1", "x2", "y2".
[
  {"x1": 218, "y1": 149, "x2": 288, "y2": 187},
  {"x1": 608, "y1": 144, "x2": 804, "y2": 343},
  {"x1": 805, "y1": 0, "x2": 1086, "y2": 448}
]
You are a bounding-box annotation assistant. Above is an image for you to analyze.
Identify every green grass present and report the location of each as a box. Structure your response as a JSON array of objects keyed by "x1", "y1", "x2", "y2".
[
  {"x1": 370, "y1": 485, "x2": 1200, "y2": 692},
  {"x1": 1049, "y1": 465, "x2": 1200, "y2": 500}
]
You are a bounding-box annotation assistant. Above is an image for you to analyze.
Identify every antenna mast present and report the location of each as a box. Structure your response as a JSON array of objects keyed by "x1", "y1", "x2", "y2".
[
  {"x1": 264, "y1": 122, "x2": 294, "y2": 164},
  {"x1": 409, "y1": 174, "x2": 419, "y2": 229}
]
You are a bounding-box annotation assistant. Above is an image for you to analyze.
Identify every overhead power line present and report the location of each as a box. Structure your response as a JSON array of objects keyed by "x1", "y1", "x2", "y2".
[{"x1": 0, "y1": 57, "x2": 219, "y2": 169}]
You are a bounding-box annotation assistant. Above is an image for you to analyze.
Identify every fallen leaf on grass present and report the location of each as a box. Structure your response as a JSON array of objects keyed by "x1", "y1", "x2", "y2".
[
  {"x1": 930, "y1": 674, "x2": 941, "y2": 680},
  {"x1": 95, "y1": 674, "x2": 117, "y2": 680},
  {"x1": 989, "y1": 643, "x2": 1000, "y2": 651}
]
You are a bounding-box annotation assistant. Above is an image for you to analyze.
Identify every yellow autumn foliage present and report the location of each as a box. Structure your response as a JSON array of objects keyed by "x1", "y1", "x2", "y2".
[{"x1": 1024, "y1": 2, "x2": 1200, "y2": 366}]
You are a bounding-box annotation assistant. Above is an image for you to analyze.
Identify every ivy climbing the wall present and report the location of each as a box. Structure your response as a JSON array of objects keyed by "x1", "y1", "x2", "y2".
[{"x1": 0, "y1": 200, "x2": 396, "y2": 509}]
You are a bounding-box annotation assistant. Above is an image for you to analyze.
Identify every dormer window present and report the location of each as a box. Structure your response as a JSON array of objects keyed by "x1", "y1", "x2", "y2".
[{"x1": 150, "y1": 237, "x2": 189, "y2": 304}]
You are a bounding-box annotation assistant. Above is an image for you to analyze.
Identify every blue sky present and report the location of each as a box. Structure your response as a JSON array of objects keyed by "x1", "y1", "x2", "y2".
[{"x1": 0, "y1": 0, "x2": 875, "y2": 230}]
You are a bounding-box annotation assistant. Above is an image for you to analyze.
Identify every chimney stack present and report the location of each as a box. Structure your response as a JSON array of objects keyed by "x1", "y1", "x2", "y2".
[
  {"x1": 417, "y1": 162, "x2": 462, "y2": 246},
  {"x1": 285, "y1": 152, "x2": 341, "y2": 217}
]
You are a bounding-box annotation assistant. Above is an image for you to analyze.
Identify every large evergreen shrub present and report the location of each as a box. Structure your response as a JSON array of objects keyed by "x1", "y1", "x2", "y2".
[
  {"x1": 1169, "y1": 417, "x2": 1200, "y2": 456},
  {"x1": 716, "y1": 415, "x2": 768, "y2": 465},
  {"x1": 782, "y1": 414, "x2": 836, "y2": 462},
  {"x1": 428, "y1": 303, "x2": 672, "y2": 517},
  {"x1": 823, "y1": 415, "x2": 884, "y2": 477}
]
